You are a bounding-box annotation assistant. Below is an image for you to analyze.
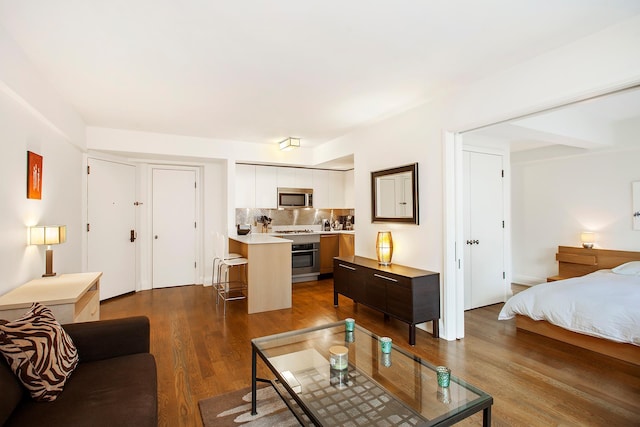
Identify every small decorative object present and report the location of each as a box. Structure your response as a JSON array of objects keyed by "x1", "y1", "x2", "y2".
[
  {"x1": 345, "y1": 331, "x2": 355, "y2": 343},
  {"x1": 329, "y1": 345, "x2": 349, "y2": 388},
  {"x1": 27, "y1": 151, "x2": 43, "y2": 200},
  {"x1": 279, "y1": 137, "x2": 300, "y2": 151},
  {"x1": 580, "y1": 231, "x2": 595, "y2": 249},
  {"x1": 436, "y1": 366, "x2": 451, "y2": 388},
  {"x1": 345, "y1": 318, "x2": 355, "y2": 332},
  {"x1": 29, "y1": 225, "x2": 67, "y2": 277},
  {"x1": 380, "y1": 337, "x2": 392, "y2": 354},
  {"x1": 376, "y1": 231, "x2": 393, "y2": 265},
  {"x1": 381, "y1": 352, "x2": 392, "y2": 367}
]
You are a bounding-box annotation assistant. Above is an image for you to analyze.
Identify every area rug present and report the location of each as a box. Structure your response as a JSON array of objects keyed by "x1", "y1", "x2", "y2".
[{"x1": 198, "y1": 384, "x2": 303, "y2": 427}]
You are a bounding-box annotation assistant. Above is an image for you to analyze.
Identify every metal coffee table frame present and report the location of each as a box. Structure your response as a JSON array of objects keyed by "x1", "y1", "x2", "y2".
[{"x1": 251, "y1": 321, "x2": 492, "y2": 426}]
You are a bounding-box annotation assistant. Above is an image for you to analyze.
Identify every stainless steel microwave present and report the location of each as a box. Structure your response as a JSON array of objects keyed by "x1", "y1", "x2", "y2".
[{"x1": 277, "y1": 187, "x2": 313, "y2": 209}]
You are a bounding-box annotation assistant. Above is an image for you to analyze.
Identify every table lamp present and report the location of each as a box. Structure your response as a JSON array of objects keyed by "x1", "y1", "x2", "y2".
[
  {"x1": 580, "y1": 231, "x2": 595, "y2": 249},
  {"x1": 376, "y1": 231, "x2": 393, "y2": 265},
  {"x1": 30, "y1": 225, "x2": 66, "y2": 277}
]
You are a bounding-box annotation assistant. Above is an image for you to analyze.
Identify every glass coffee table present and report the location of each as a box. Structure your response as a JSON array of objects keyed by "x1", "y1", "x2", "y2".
[{"x1": 251, "y1": 321, "x2": 492, "y2": 426}]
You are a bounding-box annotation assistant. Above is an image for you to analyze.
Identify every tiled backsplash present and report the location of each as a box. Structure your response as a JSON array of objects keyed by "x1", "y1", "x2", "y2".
[{"x1": 235, "y1": 208, "x2": 355, "y2": 231}]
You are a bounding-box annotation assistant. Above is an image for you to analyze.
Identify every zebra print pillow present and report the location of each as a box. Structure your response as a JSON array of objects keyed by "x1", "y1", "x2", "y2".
[{"x1": 0, "y1": 302, "x2": 79, "y2": 401}]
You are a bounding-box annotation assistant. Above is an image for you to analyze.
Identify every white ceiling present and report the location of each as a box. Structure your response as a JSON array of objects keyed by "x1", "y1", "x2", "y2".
[
  {"x1": 1, "y1": 1, "x2": 640, "y2": 148},
  {"x1": 467, "y1": 86, "x2": 640, "y2": 153}
]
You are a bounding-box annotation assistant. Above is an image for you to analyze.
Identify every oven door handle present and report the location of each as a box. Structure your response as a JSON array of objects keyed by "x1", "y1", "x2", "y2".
[{"x1": 292, "y1": 249, "x2": 319, "y2": 254}]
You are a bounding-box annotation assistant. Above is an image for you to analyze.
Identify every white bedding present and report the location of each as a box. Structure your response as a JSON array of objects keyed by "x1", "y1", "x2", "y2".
[{"x1": 499, "y1": 270, "x2": 640, "y2": 346}]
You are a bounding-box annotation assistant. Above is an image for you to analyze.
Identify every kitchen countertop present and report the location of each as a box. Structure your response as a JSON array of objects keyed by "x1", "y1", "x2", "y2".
[{"x1": 230, "y1": 234, "x2": 293, "y2": 245}]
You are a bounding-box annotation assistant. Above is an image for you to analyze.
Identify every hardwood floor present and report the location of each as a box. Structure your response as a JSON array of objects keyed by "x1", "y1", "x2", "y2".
[{"x1": 100, "y1": 279, "x2": 640, "y2": 426}]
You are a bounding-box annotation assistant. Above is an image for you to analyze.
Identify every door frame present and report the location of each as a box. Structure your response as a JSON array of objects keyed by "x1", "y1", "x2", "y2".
[{"x1": 146, "y1": 164, "x2": 203, "y2": 287}]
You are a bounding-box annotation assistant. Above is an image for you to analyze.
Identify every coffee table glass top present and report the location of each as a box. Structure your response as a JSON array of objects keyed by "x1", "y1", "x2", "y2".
[{"x1": 252, "y1": 321, "x2": 492, "y2": 426}]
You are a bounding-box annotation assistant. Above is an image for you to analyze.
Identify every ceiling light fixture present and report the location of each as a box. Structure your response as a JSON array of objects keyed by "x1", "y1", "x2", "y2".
[{"x1": 279, "y1": 137, "x2": 300, "y2": 151}]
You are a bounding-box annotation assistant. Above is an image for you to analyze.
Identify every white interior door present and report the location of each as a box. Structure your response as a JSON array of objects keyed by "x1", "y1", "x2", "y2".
[
  {"x1": 463, "y1": 151, "x2": 505, "y2": 309},
  {"x1": 152, "y1": 168, "x2": 197, "y2": 288},
  {"x1": 87, "y1": 158, "x2": 136, "y2": 300}
]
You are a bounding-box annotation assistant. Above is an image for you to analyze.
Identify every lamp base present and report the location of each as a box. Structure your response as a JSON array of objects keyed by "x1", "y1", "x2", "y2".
[
  {"x1": 378, "y1": 261, "x2": 392, "y2": 266},
  {"x1": 582, "y1": 243, "x2": 594, "y2": 249},
  {"x1": 43, "y1": 248, "x2": 57, "y2": 277}
]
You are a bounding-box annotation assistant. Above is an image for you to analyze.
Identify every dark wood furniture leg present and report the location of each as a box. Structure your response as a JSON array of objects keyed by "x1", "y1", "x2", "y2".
[
  {"x1": 432, "y1": 319, "x2": 439, "y2": 338},
  {"x1": 483, "y1": 406, "x2": 491, "y2": 427}
]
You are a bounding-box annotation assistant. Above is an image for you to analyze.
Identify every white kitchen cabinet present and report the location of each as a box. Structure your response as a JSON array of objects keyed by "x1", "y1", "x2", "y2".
[
  {"x1": 236, "y1": 164, "x2": 256, "y2": 208},
  {"x1": 312, "y1": 169, "x2": 329, "y2": 208},
  {"x1": 295, "y1": 168, "x2": 313, "y2": 189},
  {"x1": 277, "y1": 167, "x2": 296, "y2": 188},
  {"x1": 328, "y1": 171, "x2": 345, "y2": 208},
  {"x1": 344, "y1": 169, "x2": 354, "y2": 208},
  {"x1": 255, "y1": 165, "x2": 278, "y2": 208}
]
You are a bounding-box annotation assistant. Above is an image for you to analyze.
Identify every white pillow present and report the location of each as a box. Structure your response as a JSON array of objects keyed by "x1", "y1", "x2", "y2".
[{"x1": 611, "y1": 261, "x2": 640, "y2": 276}]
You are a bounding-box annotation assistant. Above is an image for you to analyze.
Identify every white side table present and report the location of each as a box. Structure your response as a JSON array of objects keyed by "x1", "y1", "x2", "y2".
[{"x1": 0, "y1": 272, "x2": 102, "y2": 324}]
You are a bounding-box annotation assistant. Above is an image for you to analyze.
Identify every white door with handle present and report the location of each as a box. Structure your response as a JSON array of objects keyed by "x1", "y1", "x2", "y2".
[
  {"x1": 152, "y1": 167, "x2": 197, "y2": 288},
  {"x1": 87, "y1": 158, "x2": 136, "y2": 300},
  {"x1": 463, "y1": 150, "x2": 505, "y2": 310}
]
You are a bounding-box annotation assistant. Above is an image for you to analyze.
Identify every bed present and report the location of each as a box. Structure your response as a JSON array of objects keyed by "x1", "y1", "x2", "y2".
[{"x1": 499, "y1": 246, "x2": 640, "y2": 365}]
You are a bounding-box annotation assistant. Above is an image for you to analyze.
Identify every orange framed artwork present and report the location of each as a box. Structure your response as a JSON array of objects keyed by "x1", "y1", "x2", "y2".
[{"x1": 27, "y1": 151, "x2": 43, "y2": 199}]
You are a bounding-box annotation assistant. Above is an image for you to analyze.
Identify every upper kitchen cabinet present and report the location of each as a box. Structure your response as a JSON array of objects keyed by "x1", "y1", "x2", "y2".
[
  {"x1": 295, "y1": 168, "x2": 313, "y2": 188},
  {"x1": 277, "y1": 167, "x2": 313, "y2": 189},
  {"x1": 255, "y1": 166, "x2": 278, "y2": 208},
  {"x1": 235, "y1": 165, "x2": 354, "y2": 209},
  {"x1": 344, "y1": 170, "x2": 354, "y2": 208},
  {"x1": 312, "y1": 169, "x2": 329, "y2": 208},
  {"x1": 328, "y1": 171, "x2": 345, "y2": 208},
  {"x1": 276, "y1": 167, "x2": 296, "y2": 188},
  {"x1": 236, "y1": 164, "x2": 256, "y2": 208},
  {"x1": 313, "y1": 169, "x2": 352, "y2": 209}
]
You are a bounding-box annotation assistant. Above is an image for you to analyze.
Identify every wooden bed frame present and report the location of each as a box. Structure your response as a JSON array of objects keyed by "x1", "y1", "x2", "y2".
[{"x1": 515, "y1": 246, "x2": 640, "y2": 365}]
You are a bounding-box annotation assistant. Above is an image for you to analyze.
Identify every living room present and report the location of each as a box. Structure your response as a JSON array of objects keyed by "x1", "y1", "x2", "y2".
[{"x1": 1, "y1": 3, "x2": 639, "y2": 426}]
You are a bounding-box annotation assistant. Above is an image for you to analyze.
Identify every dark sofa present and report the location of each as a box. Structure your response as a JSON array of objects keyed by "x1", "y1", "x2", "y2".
[{"x1": 0, "y1": 316, "x2": 157, "y2": 427}]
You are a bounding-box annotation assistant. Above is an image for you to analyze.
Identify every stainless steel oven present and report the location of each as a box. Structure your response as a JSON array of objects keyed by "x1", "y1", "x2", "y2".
[{"x1": 277, "y1": 232, "x2": 320, "y2": 283}]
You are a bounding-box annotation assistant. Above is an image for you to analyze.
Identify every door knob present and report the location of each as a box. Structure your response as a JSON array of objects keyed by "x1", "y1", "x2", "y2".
[{"x1": 154, "y1": 235, "x2": 158, "y2": 239}]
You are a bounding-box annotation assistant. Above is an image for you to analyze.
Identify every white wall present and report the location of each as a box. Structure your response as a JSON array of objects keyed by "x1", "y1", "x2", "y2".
[
  {"x1": 512, "y1": 147, "x2": 640, "y2": 285},
  {"x1": 0, "y1": 26, "x2": 86, "y2": 295},
  {"x1": 0, "y1": 88, "x2": 84, "y2": 295}
]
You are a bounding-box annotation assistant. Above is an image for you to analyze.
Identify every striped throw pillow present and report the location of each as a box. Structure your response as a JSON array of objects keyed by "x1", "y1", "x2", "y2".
[{"x1": 0, "y1": 302, "x2": 79, "y2": 401}]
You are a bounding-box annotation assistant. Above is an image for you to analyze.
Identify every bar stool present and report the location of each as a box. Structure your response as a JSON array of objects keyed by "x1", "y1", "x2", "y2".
[{"x1": 213, "y1": 232, "x2": 248, "y2": 315}]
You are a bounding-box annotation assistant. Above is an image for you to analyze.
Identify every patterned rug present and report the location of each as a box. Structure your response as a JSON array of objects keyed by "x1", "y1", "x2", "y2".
[{"x1": 198, "y1": 385, "x2": 302, "y2": 427}]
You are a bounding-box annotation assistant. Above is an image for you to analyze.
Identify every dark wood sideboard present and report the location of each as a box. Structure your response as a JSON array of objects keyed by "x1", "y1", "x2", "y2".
[{"x1": 333, "y1": 256, "x2": 440, "y2": 345}]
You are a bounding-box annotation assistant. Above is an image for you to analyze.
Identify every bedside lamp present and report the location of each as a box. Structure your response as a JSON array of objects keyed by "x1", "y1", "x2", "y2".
[
  {"x1": 580, "y1": 231, "x2": 595, "y2": 249},
  {"x1": 376, "y1": 231, "x2": 393, "y2": 266},
  {"x1": 30, "y1": 225, "x2": 67, "y2": 277}
]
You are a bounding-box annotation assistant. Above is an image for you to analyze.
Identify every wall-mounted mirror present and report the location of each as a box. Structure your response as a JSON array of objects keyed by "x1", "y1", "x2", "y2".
[{"x1": 371, "y1": 163, "x2": 419, "y2": 224}]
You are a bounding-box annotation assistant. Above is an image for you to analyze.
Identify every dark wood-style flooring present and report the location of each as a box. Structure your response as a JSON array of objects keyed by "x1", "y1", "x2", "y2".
[{"x1": 100, "y1": 279, "x2": 640, "y2": 426}]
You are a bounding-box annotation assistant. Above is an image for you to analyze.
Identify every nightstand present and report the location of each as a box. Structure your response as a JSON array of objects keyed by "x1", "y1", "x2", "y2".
[{"x1": 546, "y1": 275, "x2": 566, "y2": 282}]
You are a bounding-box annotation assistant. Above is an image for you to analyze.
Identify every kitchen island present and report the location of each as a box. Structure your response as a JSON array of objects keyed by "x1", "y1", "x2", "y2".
[{"x1": 228, "y1": 234, "x2": 292, "y2": 314}]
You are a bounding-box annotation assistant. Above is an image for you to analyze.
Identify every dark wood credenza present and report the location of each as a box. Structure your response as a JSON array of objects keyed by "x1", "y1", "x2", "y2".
[{"x1": 333, "y1": 256, "x2": 440, "y2": 345}]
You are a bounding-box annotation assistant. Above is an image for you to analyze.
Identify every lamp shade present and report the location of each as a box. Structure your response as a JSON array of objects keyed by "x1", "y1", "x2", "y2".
[
  {"x1": 580, "y1": 231, "x2": 595, "y2": 249},
  {"x1": 279, "y1": 137, "x2": 300, "y2": 151},
  {"x1": 30, "y1": 225, "x2": 67, "y2": 246},
  {"x1": 376, "y1": 231, "x2": 393, "y2": 266}
]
